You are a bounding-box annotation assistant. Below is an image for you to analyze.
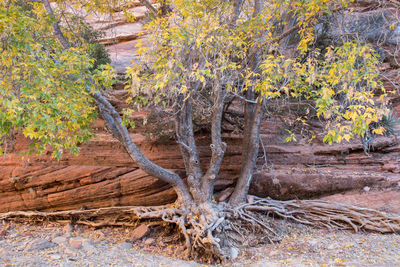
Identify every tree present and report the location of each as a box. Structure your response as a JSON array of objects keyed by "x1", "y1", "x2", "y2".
[{"x1": 0, "y1": 0, "x2": 397, "y2": 262}]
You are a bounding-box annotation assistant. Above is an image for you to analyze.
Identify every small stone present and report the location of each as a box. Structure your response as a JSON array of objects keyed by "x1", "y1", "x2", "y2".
[
  {"x1": 0, "y1": 229, "x2": 7, "y2": 238},
  {"x1": 69, "y1": 238, "x2": 82, "y2": 249},
  {"x1": 230, "y1": 247, "x2": 239, "y2": 259},
  {"x1": 63, "y1": 224, "x2": 73, "y2": 236},
  {"x1": 327, "y1": 244, "x2": 338, "y2": 250},
  {"x1": 131, "y1": 224, "x2": 149, "y2": 241},
  {"x1": 25, "y1": 239, "x2": 57, "y2": 252},
  {"x1": 52, "y1": 236, "x2": 68, "y2": 246},
  {"x1": 82, "y1": 239, "x2": 97, "y2": 252},
  {"x1": 363, "y1": 186, "x2": 370, "y2": 192},
  {"x1": 144, "y1": 238, "x2": 155, "y2": 245},
  {"x1": 308, "y1": 238, "x2": 318, "y2": 246},
  {"x1": 50, "y1": 254, "x2": 62, "y2": 260},
  {"x1": 118, "y1": 242, "x2": 132, "y2": 249},
  {"x1": 51, "y1": 230, "x2": 62, "y2": 239}
]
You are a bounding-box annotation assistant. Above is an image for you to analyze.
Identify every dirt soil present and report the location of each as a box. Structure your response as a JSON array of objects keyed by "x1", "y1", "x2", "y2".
[{"x1": 0, "y1": 220, "x2": 399, "y2": 267}]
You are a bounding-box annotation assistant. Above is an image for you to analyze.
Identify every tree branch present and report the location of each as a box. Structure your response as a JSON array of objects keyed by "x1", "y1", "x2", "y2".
[
  {"x1": 41, "y1": 0, "x2": 194, "y2": 205},
  {"x1": 93, "y1": 93, "x2": 194, "y2": 205},
  {"x1": 273, "y1": 6, "x2": 345, "y2": 44},
  {"x1": 139, "y1": 0, "x2": 158, "y2": 17},
  {"x1": 230, "y1": 0, "x2": 243, "y2": 25},
  {"x1": 41, "y1": 0, "x2": 71, "y2": 50}
]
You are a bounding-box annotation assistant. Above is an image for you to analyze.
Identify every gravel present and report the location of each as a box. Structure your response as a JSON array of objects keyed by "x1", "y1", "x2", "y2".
[
  {"x1": 0, "y1": 222, "x2": 199, "y2": 267},
  {"x1": 0, "y1": 221, "x2": 399, "y2": 266}
]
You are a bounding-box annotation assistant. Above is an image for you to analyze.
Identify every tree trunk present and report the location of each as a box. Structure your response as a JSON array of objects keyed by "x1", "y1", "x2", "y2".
[
  {"x1": 230, "y1": 0, "x2": 263, "y2": 205},
  {"x1": 175, "y1": 97, "x2": 204, "y2": 204},
  {"x1": 229, "y1": 100, "x2": 263, "y2": 205},
  {"x1": 201, "y1": 84, "x2": 227, "y2": 202}
]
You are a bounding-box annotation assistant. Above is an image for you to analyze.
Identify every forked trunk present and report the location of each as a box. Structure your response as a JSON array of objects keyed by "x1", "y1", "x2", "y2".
[{"x1": 42, "y1": 0, "x2": 271, "y2": 261}]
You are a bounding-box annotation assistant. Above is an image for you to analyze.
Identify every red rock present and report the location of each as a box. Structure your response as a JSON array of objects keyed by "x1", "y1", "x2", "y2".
[
  {"x1": 0, "y1": 229, "x2": 7, "y2": 238},
  {"x1": 322, "y1": 191, "x2": 400, "y2": 214},
  {"x1": 131, "y1": 224, "x2": 149, "y2": 241},
  {"x1": 381, "y1": 163, "x2": 400, "y2": 173},
  {"x1": 69, "y1": 239, "x2": 83, "y2": 249},
  {"x1": 216, "y1": 187, "x2": 234, "y2": 202}
]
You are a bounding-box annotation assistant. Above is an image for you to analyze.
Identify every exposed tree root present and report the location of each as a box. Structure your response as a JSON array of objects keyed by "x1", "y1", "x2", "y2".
[
  {"x1": 0, "y1": 205, "x2": 182, "y2": 228},
  {"x1": 1, "y1": 198, "x2": 399, "y2": 262},
  {"x1": 245, "y1": 196, "x2": 400, "y2": 234}
]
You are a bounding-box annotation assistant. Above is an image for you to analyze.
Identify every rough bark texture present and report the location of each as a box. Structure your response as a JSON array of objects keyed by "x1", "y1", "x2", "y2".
[{"x1": 0, "y1": 1, "x2": 399, "y2": 214}]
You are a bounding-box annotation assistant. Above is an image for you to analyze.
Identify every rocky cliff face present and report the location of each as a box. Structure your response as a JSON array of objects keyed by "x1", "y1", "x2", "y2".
[{"x1": 0, "y1": 1, "x2": 399, "y2": 214}]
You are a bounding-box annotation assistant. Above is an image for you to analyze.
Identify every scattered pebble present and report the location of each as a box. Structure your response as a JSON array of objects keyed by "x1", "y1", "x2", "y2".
[
  {"x1": 144, "y1": 238, "x2": 155, "y2": 245},
  {"x1": 50, "y1": 253, "x2": 62, "y2": 260},
  {"x1": 63, "y1": 223, "x2": 73, "y2": 236},
  {"x1": 69, "y1": 238, "x2": 83, "y2": 249},
  {"x1": 25, "y1": 238, "x2": 57, "y2": 252},
  {"x1": 118, "y1": 241, "x2": 133, "y2": 249},
  {"x1": 131, "y1": 223, "x2": 149, "y2": 241},
  {"x1": 52, "y1": 236, "x2": 67, "y2": 245},
  {"x1": 0, "y1": 221, "x2": 398, "y2": 266}
]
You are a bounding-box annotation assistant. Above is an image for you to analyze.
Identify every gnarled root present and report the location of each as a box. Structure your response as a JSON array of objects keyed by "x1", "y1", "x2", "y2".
[
  {"x1": 1, "y1": 197, "x2": 399, "y2": 262},
  {"x1": 175, "y1": 202, "x2": 281, "y2": 262},
  {"x1": 244, "y1": 196, "x2": 400, "y2": 234}
]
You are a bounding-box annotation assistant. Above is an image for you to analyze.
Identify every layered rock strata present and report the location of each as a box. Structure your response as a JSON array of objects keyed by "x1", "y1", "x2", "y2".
[{"x1": 1, "y1": 1, "x2": 399, "y2": 214}]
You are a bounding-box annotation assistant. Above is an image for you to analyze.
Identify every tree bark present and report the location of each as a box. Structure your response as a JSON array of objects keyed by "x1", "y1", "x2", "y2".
[
  {"x1": 201, "y1": 84, "x2": 227, "y2": 201},
  {"x1": 230, "y1": 0, "x2": 263, "y2": 205},
  {"x1": 231, "y1": 0, "x2": 243, "y2": 25},
  {"x1": 94, "y1": 93, "x2": 194, "y2": 205},
  {"x1": 41, "y1": 0, "x2": 71, "y2": 50},
  {"x1": 229, "y1": 100, "x2": 263, "y2": 205},
  {"x1": 139, "y1": 0, "x2": 158, "y2": 16},
  {"x1": 175, "y1": 97, "x2": 204, "y2": 204}
]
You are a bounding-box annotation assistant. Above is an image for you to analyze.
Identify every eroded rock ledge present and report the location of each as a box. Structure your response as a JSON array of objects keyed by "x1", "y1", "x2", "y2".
[{"x1": 0, "y1": 1, "x2": 399, "y2": 214}]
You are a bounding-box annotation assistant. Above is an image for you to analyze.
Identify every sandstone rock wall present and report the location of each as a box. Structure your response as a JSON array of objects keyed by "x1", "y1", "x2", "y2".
[
  {"x1": 1, "y1": 115, "x2": 398, "y2": 212},
  {"x1": 0, "y1": 1, "x2": 399, "y2": 214}
]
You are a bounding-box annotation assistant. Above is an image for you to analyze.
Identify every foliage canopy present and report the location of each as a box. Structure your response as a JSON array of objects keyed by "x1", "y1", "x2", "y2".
[
  {"x1": 0, "y1": 0, "x2": 397, "y2": 262},
  {"x1": 0, "y1": 0, "x2": 391, "y2": 157},
  {"x1": 0, "y1": 0, "x2": 115, "y2": 157},
  {"x1": 127, "y1": 0, "x2": 389, "y2": 145}
]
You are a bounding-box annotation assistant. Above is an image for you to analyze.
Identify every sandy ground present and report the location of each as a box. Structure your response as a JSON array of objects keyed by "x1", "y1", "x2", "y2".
[{"x1": 0, "y1": 220, "x2": 399, "y2": 267}]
